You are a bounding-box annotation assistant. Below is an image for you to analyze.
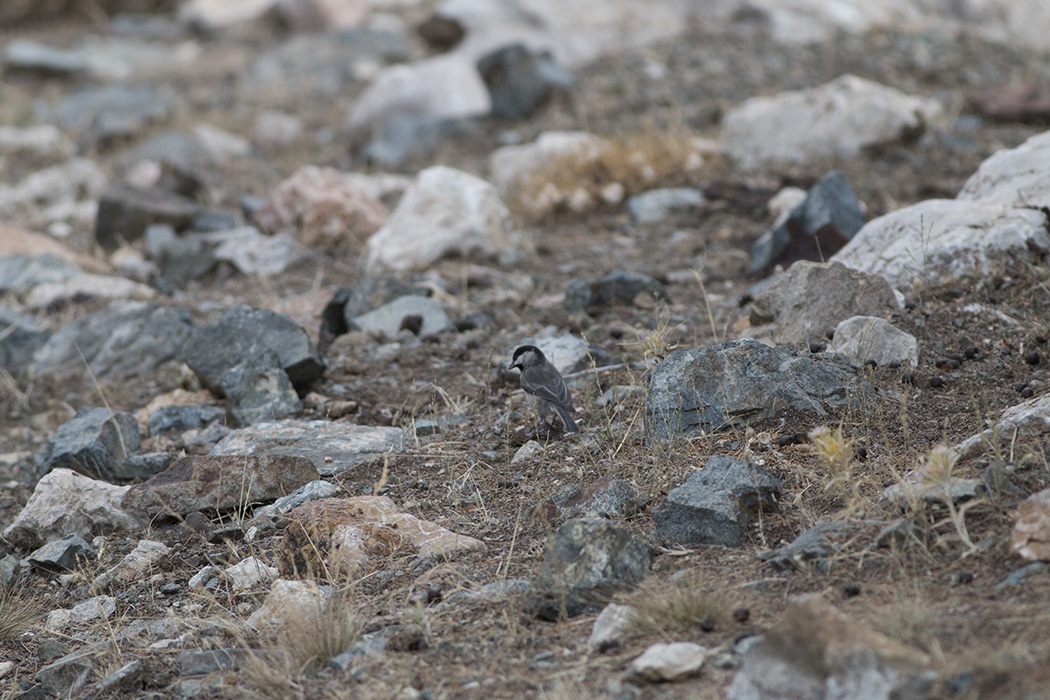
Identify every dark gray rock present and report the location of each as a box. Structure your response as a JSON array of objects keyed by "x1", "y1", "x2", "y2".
[
  {"x1": 345, "y1": 275, "x2": 432, "y2": 320},
  {"x1": 148, "y1": 405, "x2": 227, "y2": 436},
  {"x1": 644, "y1": 339, "x2": 875, "y2": 443},
  {"x1": 0, "y1": 554, "x2": 19, "y2": 587},
  {"x1": 417, "y1": 13, "x2": 465, "y2": 51},
  {"x1": 192, "y1": 209, "x2": 239, "y2": 232},
  {"x1": 412, "y1": 415, "x2": 469, "y2": 436},
  {"x1": 122, "y1": 454, "x2": 320, "y2": 517},
  {"x1": 454, "y1": 312, "x2": 496, "y2": 332},
  {"x1": 32, "y1": 301, "x2": 194, "y2": 381},
  {"x1": 3, "y1": 39, "x2": 85, "y2": 76},
  {"x1": 530, "y1": 517, "x2": 652, "y2": 620},
  {"x1": 0, "y1": 306, "x2": 50, "y2": 375},
  {"x1": 180, "y1": 305, "x2": 325, "y2": 395},
  {"x1": 178, "y1": 649, "x2": 238, "y2": 676},
  {"x1": 349, "y1": 295, "x2": 454, "y2": 337},
  {"x1": 144, "y1": 224, "x2": 215, "y2": 288},
  {"x1": 95, "y1": 184, "x2": 202, "y2": 250},
  {"x1": 563, "y1": 278, "x2": 595, "y2": 316},
  {"x1": 46, "y1": 84, "x2": 174, "y2": 138},
  {"x1": 749, "y1": 260, "x2": 900, "y2": 345},
  {"x1": 115, "y1": 452, "x2": 175, "y2": 481},
  {"x1": 0, "y1": 254, "x2": 80, "y2": 293},
  {"x1": 135, "y1": 133, "x2": 212, "y2": 186},
  {"x1": 653, "y1": 456, "x2": 780, "y2": 547},
  {"x1": 35, "y1": 646, "x2": 99, "y2": 697},
  {"x1": 95, "y1": 659, "x2": 142, "y2": 694},
  {"x1": 222, "y1": 350, "x2": 303, "y2": 427},
  {"x1": 361, "y1": 115, "x2": 480, "y2": 167},
  {"x1": 750, "y1": 170, "x2": 865, "y2": 273},
  {"x1": 43, "y1": 407, "x2": 140, "y2": 481},
  {"x1": 28, "y1": 534, "x2": 95, "y2": 573},
  {"x1": 758, "y1": 520, "x2": 861, "y2": 571},
  {"x1": 549, "y1": 478, "x2": 646, "y2": 520},
  {"x1": 563, "y1": 272, "x2": 671, "y2": 315},
  {"x1": 477, "y1": 43, "x2": 573, "y2": 121}
]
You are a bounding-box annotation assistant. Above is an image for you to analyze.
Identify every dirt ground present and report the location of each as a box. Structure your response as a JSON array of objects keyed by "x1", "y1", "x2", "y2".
[{"x1": 2, "y1": 12, "x2": 1050, "y2": 700}]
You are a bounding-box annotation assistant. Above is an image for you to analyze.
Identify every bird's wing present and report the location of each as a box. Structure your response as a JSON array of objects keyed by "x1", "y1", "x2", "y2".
[{"x1": 521, "y1": 365, "x2": 575, "y2": 412}]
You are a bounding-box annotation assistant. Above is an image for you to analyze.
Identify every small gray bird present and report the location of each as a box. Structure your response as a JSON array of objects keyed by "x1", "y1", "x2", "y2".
[{"x1": 509, "y1": 344, "x2": 580, "y2": 434}]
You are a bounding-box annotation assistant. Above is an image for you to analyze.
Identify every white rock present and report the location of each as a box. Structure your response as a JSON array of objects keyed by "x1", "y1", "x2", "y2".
[
  {"x1": 188, "y1": 565, "x2": 218, "y2": 591},
  {"x1": 225, "y1": 556, "x2": 278, "y2": 591},
  {"x1": 247, "y1": 578, "x2": 329, "y2": 628},
  {"x1": 45, "y1": 608, "x2": 72, "y2": 632},
  {"x1": 1010, "y1": 487, "x2": 1050, "y2": 561},
  {"x1": 350, "y1": 295, "x2": 454, "y2": 336},
  {"x1": 735, "y1": 0, "x2": 923, "y2": 45},
  {"x1": 207, "y1": 227, "x2": 307, "y2": 276},
  {"x1": 721, "y1": 74, "x2": 942, "y2": 170},
  {"x1": 489, "y1": 131, "x2": 609, "y2": 198},
  {"x1": 364, "y1": 166, "x2": 524, "y2": 272},
  {"x1": 0, "y1": 661, "x2": 14, "y2": 679},
  {"x1": 0, "y1": 126, "x2": 74, "y2": 159},
  {"x1": 519, "y1": 332, "x2": 592, "y2": 374},
  {"x1": 94, "y1": 540, "x2": 171, "y2": 589},
  {"x1": 179, "y1": 0, "x2": 280, "y2": 29},
  {"x1": 957, "y1": 394, "x2": 1050, "y2": 459},
  {"x1": 194, "y1": 123, "x2": 251, "y2": 163},
  {"x1": 511, "y1": 440, "x2": 543, "y2": 464},
  {"x1": 628, "y1": 641, "x2": 707, "y2": 682},
  {"x1": 24, "y1": 273, "x2": 156, "y2": 310},
  {"x1": 346, "y1": 53, "x2": 490, "y2": 139},
  {"x1": 3, "y1": 469, "x2": 142, "y2": 550},
  {"x1": 588, "y1": 603, "x2": 635, "y2": 650},
  {"x1": 830, "y1": 316, "x2": 919, "y2": 369},
  {"x1": 253, "y1": 110, "x2": 304, "y2": 146},
  {"x1": 0, "y1": 159, "x2": 107, "y2": 225},
  {"x1": 70, "y1": 595, "x2": 117, "y2": 625},
  {"x1": 833, "y1": 129, "x2": 1050, "y2": 289}
]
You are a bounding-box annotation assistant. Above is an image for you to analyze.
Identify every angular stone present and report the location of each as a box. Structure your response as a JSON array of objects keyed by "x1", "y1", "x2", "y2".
[
  {"x1": 957, "y1": 394, "x2": 1050, "y2": 459},
  {"x1": 208, "y1": 227, "x2": 307, "y2": 277},
  {"x1": 95, "y1": 184, "x2": 202, "y2": 249},
  {"x1": 252, "y1": 480, "x2": 342, "y2": 520},
  {"x1": 28, "y1": 534, "x2": 95, "y2": 573},
  {"x1": 0, "y1": 254, "x2": 80, "y2": 293},
  {"x1": 180, "y1": 305, "x2": 325, "y2": 394},
  {"x1": 93, "y1": 540, "x2": 171, "y2": 589},
  {"x1": 830, "y1": 316, "x2": 919, "y2": 368},
  {"x1": 588, "y1": 603, "x2": 636, "y2": 651},
  {"x1": 0, "y1": 306, "x2": 50, "y2": 375},
  {"x1": 477, "y1": 43, "x2": 573, "y2": 120},
  {"x1": 530, "y1": 517, "x2": 652, "y2": 620},
  {"x1": 247, "y1": 578, "x2": 328, "y2": 628},
  {"x1": 221, "y1": 350, "x2": 303, "y2": 427},
  {"x1": 69, "y1": 595, "x2": 116, "y2": 625},
  {"x1": 627, "y1": 187, "x2": 705, "y2": 223},
  {"x1": 628, "y1": 642, "x2": 707, "y2": 682},
  {"x1": 36, "y1": 646, "x2": 100, "y2": 697},
  {"x1": 349, "y1": 295, "x2": 454, "y2": 338},
  {"x1": 3, "y1": 469, "x2": 142, "y2": 550},
  {"x1": 758, "y1": 520, "x2": 864, "y2": 571},
  {"x1": 121, "y1": 454, "x2": 320, "y2": 517},
  {"x1": 178, "y1": 649, "x2": 238, "y2": 677},
  {"x1": 749, "y1": 260, "x2": 900, "y2": 345},
  {"x1": 209, "y1": 420, "x2": 404, "y2": 476},
  {"x1": 225, "y1": 556, "x2": 277, "y2": 592},
  {"x1": 24, "y1": 273, "x2": 157, "y2": 311},
  {"x1": 645, "y1": 339, "x2": 875, "y2": 442},
  {"x1": 518, "y1": 333, "x2": 613, "y2": 375},
  {"x1": 49, "y1": 84, "x2": 174, "y2": 138},
  {"x1": 653, "y1": 456, "x2": 780, "y2": 547},
  {"x1": 363, "y1": 166, "x2": 523, "y2": 273},
  {"x1": 42, "y1": 407, "x2": 141, "y2": 482},
  {"x1": 148, "y1": 405, "x2": 226, "y2": 436}
]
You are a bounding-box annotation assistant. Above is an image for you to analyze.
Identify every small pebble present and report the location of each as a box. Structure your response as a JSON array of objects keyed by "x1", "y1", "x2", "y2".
[
  {"x1": 1021, "y1": 387, "x2": 1034, "y2": 399},
  {"x1": 929, "y1": 376, "x2": 944, "y2": 388},
  {"x1": 732, "y1": 607, "x2": 750, "y2": 623},
  {"x1": 951, "y1": 571, "x2": 974, "y2": 585},
  {"x1": 864, "y1": 359, "x2": 878, "y2": 369},
  {"x1": 700, "y1": 618, "x2": 715, "y2": 632},
  {"x1": 809, "y1": 342, "x2": 826, "y2": 354},
  {"x1": 609, "y1": 327, "x2": 625, "y2": 340},
  {"x1": 853, "y1": 445, "x2": 868, "y2": 461},
  {"x1": 1012, "y1": 382, "x2": 1030, "y2": 392},
  {"x1": 948, "y1": 352, "x2": 964, "y2": 363},
  {"x1": 1024, "y1": 350, "x2": 1041, "y2": 366},
  {"x1": 964, "y1": 346, "x2": 978, "y2": 360},
  {"x1": 904, "y1": 300, "x2": 916, "y2": 310},
  {"x1": 843, "y1": 583, "x2": 861, "y2": 597},
  {"x1": 888, "y1": 360, "x2": 901, "y2": 369},
  {"x1": 901, "y1": 372, "x2": 917, "y2": 385},
  {"x1": 737, "y1": 293, "x2": 753, "y2": 307},
  {"x1": 777, "y1": 434, "x2": 796, "y2": 447}
]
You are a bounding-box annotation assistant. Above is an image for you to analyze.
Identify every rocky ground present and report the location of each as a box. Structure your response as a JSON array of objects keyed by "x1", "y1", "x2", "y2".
[{"x1": 2, "y1": 1, "x2": 1050, "y2": 699}]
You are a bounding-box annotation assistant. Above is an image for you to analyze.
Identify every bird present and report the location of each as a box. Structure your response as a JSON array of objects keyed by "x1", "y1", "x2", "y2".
[{"x1": 509, "y1": 344, "x2": 580, "y2": 434}]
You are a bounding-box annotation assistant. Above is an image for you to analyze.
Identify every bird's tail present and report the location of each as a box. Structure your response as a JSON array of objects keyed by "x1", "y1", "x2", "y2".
[{"x1": 554, "y1": 404, "x2": 580, "y2": 434}]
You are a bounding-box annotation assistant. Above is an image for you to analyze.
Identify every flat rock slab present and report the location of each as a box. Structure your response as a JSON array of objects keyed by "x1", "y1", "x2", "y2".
[
  {"x1": 0, "y1": 305, "x2": 50, "y2": 375},
  {"x1": 830, "y1": 315, "x2": 919, "y2": 369},
  {"x1": 749, "y1": 260, "x2": 899, "y2": 345},
  {"x1": 209, "y1": 420, "x2": 405, "y2": 476},
  {"x1": 121, "y1": 454, "x2": 320, "y2": 517},
  {"x1": 32, "y1": 301, "x2": 194, "y2": 381},
  {"x1": 349, "y1": 294, "x2": 454, "y2": 337},
  {"x1": 221, "y1": 350, "x2": 302, "y2": 427},
  {"x1": 645, "y1": 339, "x2": 876, "y2": 442},
  {"x1": 530, "y1": 517, "x2": 652, "y2": 620},
  {"x1": 3, "y1": 468, "x2": 142, "y2": 550},
  {"x1": 276, "y1": 496, "x2": 487, "y2": 580},
  {"x1": 180, "y1": 304, "x2": 325, "y2": 394},
  {"x1": 95, "y1": 183, "x2": 202, "y2": 249},
  {"x1": 43, "y1": 407, "x2": 141, "y2": 482},
  {"x1": 28, "y1": 534, "x2": 95, "y2": 573},
  {"x1": 956, "y1": 393, "x2": 1050, "y2": 459},
  {"x1": 653, "y1": 456, "x2": 780, "y2": 547}
]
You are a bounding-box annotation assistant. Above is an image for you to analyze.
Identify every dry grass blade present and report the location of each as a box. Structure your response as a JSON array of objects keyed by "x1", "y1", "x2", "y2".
[
  {"x1": 0, "y1": 586, "x2": 42, "y2": 641},
  {"x1": 625, "y1": 580, "x2": 732, "y2": 637}
]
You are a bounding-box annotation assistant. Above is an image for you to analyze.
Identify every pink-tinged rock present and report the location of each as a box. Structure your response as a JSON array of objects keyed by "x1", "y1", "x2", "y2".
[
  {"x1": 277, "y1": 496, "x2": 487, "y2": 579},
  {"x1": 3, "y1": 469, "x2": 143, "y2": 550},
  {"x1": 253, "y1": 166, "x2": 388, "y2": 249},
  {"x1": 122, "y1": 455, "x2": 319, "y2": 516},
  {"x1": 1011, "y1": 488, "x2": 1050, "y2": 561}
]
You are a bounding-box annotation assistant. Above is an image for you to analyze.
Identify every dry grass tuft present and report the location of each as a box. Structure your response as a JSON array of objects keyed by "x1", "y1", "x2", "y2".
[
  {"x1": 0, "y1": 586, "x2": 41, "y2": 641},
  {"x1": 625, "y1": 579, "x2": 733, "y2": 637}
]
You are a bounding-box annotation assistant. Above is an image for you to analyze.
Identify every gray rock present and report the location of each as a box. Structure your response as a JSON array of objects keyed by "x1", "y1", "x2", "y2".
[
  {"x1": 519, "y1": 333, "x2": 613, "y2": 375},
  {"x1": 563, "y1": 271, "x2": 671, "y2": 315},
  {"x1": 144, "y1": 224, "x2": 215, "y2": 287},
  {"x1": 0, "y1": 554, "x2": 19, "y2": 588},
  {"x1": 28, "y1": 534, "x2": 95, "y2": 573},
  {"x1": 46, "y1": 84, "x2": 174, "y2": 139},
  {"x1": 178, "y1": 649, "x2": 238, "y2": 677},
  {"x1": 548, "y1": 478, "x2": 646, "y2": 519},
  {"x1": 122, "y1": 454, "x2": 320, "y2": 517},
  {"x1": 412, "y1": 415, "x2": 469, "y2": 436},
  {"x1": 95, "y1": 184, "x2": 202, "y2": 250},
  {"x1": 627, "y1": 642, "x2": 707, "y2": 682},
  {"x1": 995, "y1": 561, "x2": 1046, "y2": 590},
  {"x1": 32, "y1": 301, "x2": 194, "y2": 381},
  {"x1": 43, "y1": 407, "x2": 141, "y2": 482},
  {"x1": 749, "y1": 260, "x2": 900, "y2": 345},
  {"x1": 148, "y1": 405, "x2": 227, "y2": 436},
  {"x1": 0, "y1": 253, "x2": 80, "y2": 293},
  {"x1": 0, "y1": 306, "x2": 50, "y2": 375},
  {"x1": 35, "y1": 646, "x2": 101, "y2": 697},
  {"x1": 345, "y1": 276, "x2": 432, "y2": 320},
  {"x1": 95, "y1": 660, "x2": 142, "y2": 694},
  {"x1": 830, "y1": 316, "x2": 919, "y2": 368},
  {"x1": 209, "y1": 420, "x2": 405, "y2": 476},
  {"x1": 627, "y1": 188, "x2": 704, "y2": 224},
  {"x1": 3, "y1": 39, "x2": 85, "y2": 76},
  {"x1": 477, "y1": 43, "x2": 573, "y2": 120},
  {"x1": 3, "y1": 469, "x2": 142, "y2": 550},
  {"x1": 530, "y1": 517, "x2": 652, "y2": 619},
  {"x1": 349, "y1": 295, "x2": 454, "y2": 337},
  {"x1": 653, "y1": 456, "x2": 780, "y2": 547},
  {"x1": 957, "y1": 388, "x2": 1050, "y2": 459},
  {"x1": 562, "y1": 278, "x2": 594, "y2": 316},
  {"x1": 645, "y1": 339, "x2": 875, "y2": 442},
  {"x1": 180, "y1": 305, "x2": 325, "y2": 394},
  {"x1": 115, "y1": 452, "x2": 174, "y2": 481},
  {"x1": 253, "y1": 480, "x2": 342, "y2": 520},
  {"x1": 207, "y1": 227, "x2": 307, "y2": 277},
  {"x1": 750, "y1": 171, "x2": 865, "y2": 273},
  {"x1": 222, "y1": 350, "x2": 303, "y2": 427},
  {"x1": 758, "y1": 520, "x2": 861, "y2": 571}
]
